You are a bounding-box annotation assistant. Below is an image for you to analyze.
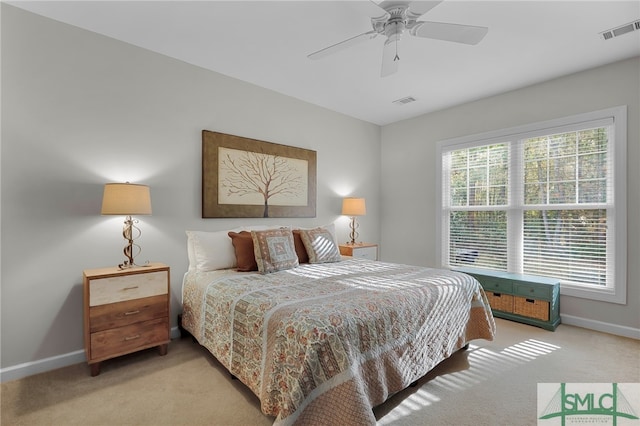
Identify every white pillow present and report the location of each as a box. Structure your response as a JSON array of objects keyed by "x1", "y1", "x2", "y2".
[
  {"x1": 187, "y1": 232, "x2": 196, "y2": 271},
  {"x1": 186, "y1": 229, "x2": 239, "y2": 271}
]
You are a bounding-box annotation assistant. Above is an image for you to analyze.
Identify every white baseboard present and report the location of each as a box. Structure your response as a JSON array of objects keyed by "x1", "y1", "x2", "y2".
[
  {"x1": 0, "y1": 349, "x2": 86, "y2": 383},
  {"x1": 0, "y1": 326, "x2": 183, "y2": 383},
  {"x1": 560, "y1": 314, "x2": 640, "y2": 340}
]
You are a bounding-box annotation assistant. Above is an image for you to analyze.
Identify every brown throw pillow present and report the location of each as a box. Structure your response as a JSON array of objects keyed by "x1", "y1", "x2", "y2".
[
  {"x1": 228, "y1": 231, "x2": 258, "y2": 272},
  {"x1": 292, "y1": 230, "x2": 309, "y2": 264}
]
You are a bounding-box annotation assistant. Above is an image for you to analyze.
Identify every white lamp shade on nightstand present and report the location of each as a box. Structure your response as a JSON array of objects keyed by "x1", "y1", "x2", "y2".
[
  {"x1": 101, "y1": 183, "x2": 152, "y2": 216},
  {"x1": 341, "y1": 197, "x2": 366, "y2": 216}
]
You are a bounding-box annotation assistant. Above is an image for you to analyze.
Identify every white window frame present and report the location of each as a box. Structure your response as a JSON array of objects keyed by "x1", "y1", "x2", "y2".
[{"x1": 436, "y1": 106, "x2": 627, "y2": 304}]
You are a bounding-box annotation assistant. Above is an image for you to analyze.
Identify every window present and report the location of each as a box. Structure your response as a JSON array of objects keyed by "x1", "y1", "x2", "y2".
[{"x1": 437, "y1": 107, "x2": 627, "y2": 304}]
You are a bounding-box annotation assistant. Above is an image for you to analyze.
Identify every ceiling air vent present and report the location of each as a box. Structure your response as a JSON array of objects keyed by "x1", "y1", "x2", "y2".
[
  {"x1": 393, "y1": 96, "x2": 416, "y2": 106},
  {"x1": 600, "y1": 20, "x2": 640, "y2": 41}
]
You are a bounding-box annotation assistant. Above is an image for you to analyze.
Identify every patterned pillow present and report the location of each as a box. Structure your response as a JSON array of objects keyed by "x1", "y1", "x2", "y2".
[
  {"x1": 251, "y1": 228, "x2": 299, "y2": 274},
  {"x1": 228, "y1": 231, "x2": 258, "y2": 272},
  {"x1": 298, "y1": 227, "x2": 342, "y2": 264}
]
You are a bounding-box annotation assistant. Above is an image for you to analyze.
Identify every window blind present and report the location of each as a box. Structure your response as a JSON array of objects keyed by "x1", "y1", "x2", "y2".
[
  {"x1": 519, "y1": 125, "x2": 612, "y2": 287},
  {"x1": 444, "y1": 143, "x2": 510, "y2": 270}
]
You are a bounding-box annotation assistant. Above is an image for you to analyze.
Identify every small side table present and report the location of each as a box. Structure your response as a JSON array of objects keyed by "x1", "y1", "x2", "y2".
[
  {"x1": 339, "y1": 243, "x2": 378, "y2": 261},
  {"x1": 83, "y1": 263, "x2": 170, "y2": 376}
]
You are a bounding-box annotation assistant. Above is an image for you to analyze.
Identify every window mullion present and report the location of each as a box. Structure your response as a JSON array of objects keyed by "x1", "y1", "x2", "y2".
[
  {"x1": 574, "y1": 131, "x2": 579, "y2": 204},
  {"x1": 508, "y1": 141, "x2": 523, "y2": 273}
]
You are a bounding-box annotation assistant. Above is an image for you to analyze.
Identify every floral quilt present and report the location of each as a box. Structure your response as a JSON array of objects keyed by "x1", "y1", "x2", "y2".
[{"x1": 181, "y1": 258, "x2": 495, "y2": 425}]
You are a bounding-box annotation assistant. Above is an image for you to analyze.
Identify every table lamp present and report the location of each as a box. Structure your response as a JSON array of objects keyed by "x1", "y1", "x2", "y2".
[
  {"x1": 341, "y1": 197, "x2": 366, "y2": 245},
  {"x1": 101, "y1": 182, "x2": 152, "y2": 268}
]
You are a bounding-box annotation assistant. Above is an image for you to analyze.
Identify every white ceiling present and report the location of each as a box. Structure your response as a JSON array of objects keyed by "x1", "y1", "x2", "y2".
[{"x1": 8, "y1": 1, "x2": 640, "y2": 126}]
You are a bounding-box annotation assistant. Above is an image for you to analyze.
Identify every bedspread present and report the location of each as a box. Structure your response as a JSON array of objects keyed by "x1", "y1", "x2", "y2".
[{"x1": 181, "y1": 258, "x2": 495, "y2": 425}]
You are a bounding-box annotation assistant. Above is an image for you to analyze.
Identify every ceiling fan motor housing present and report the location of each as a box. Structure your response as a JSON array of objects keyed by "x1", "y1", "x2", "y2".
[{"x1": 374, "y1": 6, "x2": 410, "y2": 39}]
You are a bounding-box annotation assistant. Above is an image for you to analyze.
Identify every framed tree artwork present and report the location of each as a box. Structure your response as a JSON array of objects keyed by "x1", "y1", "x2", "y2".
[{"x1": 202, "y1": 130, "x2": 317, "y2": 218}]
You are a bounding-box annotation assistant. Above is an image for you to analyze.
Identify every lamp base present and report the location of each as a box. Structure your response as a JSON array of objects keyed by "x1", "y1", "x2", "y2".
[
  {"x1": 118, "y1": 261, "x2": 133, "y2": 270},
  {"x1": 117, "y1": 216, "x2": 148, "y2": 269},
  {"x1": 118, "y1": 260, "x2": 151, "y2": 270},
  {"x1": 348, "y1": 216, "x2": 360, "y2": 245}
]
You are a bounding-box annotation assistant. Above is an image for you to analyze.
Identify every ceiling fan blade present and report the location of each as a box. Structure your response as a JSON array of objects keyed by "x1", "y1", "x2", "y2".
[
  {"x1": 308, "y1": 30, "x2": 378, "y2": 60},
  {"x1": 381, "y1": 38, "x2": 399, "y2": 77},
  {"x1": 410, "y1": 21, "x2": 488, "y2": 45},
  {"x1": 407, "y1": 1, "x2": 443, "y2": 17}
]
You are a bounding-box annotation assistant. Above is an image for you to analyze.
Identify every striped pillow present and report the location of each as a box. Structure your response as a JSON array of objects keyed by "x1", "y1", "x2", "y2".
[{"x1": 299, "y1": 227, "x2": 342, "y2": 264}]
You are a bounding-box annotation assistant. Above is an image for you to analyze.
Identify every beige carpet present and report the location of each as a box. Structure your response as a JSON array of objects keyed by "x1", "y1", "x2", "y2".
[{"x1": 2, "y1": 319, "x2": 638, "y2": 426}]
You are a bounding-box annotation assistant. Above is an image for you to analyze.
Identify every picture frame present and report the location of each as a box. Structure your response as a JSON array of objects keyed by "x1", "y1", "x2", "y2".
[{"x1": 202, "y1": 130, "x2": 317, "y2": 218}]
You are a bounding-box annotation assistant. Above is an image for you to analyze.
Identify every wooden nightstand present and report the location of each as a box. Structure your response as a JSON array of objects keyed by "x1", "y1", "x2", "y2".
[
  {"x1": 339, "y1": 243, "x2": 378, "y2": 260},
  {"x1": 83, "y1": 263, "x2": 170, "y2": 376}
]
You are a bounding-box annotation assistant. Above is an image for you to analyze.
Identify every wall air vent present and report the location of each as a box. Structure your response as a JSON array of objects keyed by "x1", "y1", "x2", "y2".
[
  {"x1": 392, "y1": 96, "x2": 416, "y2": 105},
  {"x1": 600, "y1": 20, "x2": 640, "y2": 41}
]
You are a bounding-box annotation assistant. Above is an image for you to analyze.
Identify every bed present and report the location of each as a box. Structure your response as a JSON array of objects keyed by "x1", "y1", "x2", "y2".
[{"x1": 181, "y1": 226, "x2": 495, "y2": 426}]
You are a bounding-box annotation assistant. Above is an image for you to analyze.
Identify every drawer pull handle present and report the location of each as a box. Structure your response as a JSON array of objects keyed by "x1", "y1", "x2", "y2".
[
  {"x1": 526, "y1": 298, "x2": 535, "y2": 303},
  {"x1": 124, "y1": 335, "x2": 141, "y2": 341},
  {"x1": 123, "y1": 286, "x2": 139, "y2": 291},
  {"x1": 124, "y1": 310, "x2": 140, "y2": 316},
  {"x1": 493, "y1": 292, "x2": 502, "y2": 297}
]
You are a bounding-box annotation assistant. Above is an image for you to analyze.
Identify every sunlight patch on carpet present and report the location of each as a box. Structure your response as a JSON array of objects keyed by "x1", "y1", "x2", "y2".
[{"x1": 377, "y1": 339, "x2": 561, "y2": 425}]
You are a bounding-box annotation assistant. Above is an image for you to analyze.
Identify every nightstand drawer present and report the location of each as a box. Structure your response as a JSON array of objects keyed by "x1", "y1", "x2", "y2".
[
  {"x1": 90, "y1": 317, "x2": 169, "y2": 361},
  {"x1": 513, "y1": 282, "x2": 552, "y2": 300},
  {"x1": 352, "y1": 246, "x2": 377, "y2": 260},
  {"x1": 90, "y1": 271, "x2": 168, "y2": 306},
  {"x1": 89, "y1": 294, "x2": 168, "y2": 333}
]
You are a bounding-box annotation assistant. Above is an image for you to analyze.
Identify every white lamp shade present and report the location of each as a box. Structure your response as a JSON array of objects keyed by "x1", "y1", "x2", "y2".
[
  {"x1": 101, "y1": 183, "x2": 152, "y2": 215},
  {"x1": 341, "y1": 197, "x2": 366, "y2": 216}
]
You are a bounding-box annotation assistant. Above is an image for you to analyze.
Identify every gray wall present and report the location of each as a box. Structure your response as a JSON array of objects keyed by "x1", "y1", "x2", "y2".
[
  {"x1": 1, "y1": 5, "x2": 381, "y2": 372},
  {"x1": 380, "y1": 57, "x2": 640, "y2": 333}
]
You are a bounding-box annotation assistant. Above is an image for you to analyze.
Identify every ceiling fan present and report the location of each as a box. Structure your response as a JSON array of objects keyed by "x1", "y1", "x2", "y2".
[{"x1": 308, "y1": 0, "x2": 488, "y2": 77}]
